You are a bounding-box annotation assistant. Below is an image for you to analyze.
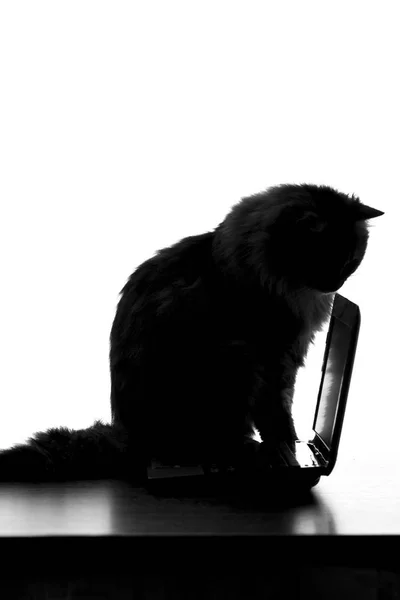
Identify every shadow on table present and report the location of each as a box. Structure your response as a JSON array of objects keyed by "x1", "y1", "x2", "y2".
[{"x1": 127, "y1": 474, "x2": 338, "y2": 534}]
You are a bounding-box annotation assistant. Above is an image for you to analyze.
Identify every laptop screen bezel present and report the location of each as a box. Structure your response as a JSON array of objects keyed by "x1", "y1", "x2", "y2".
[{"x1": 309, "y1": 293, "x2": 361, "y2": 474}]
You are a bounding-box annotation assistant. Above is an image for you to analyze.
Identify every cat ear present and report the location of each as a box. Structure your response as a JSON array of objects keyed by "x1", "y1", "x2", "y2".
[{"x1": 354, "y1": 203, "x2": 385, "y2": 221}]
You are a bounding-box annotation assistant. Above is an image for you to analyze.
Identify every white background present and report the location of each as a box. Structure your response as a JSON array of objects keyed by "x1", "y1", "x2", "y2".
[{"x1": 0, "y1": 1, "x2": 397, "y2": 451}]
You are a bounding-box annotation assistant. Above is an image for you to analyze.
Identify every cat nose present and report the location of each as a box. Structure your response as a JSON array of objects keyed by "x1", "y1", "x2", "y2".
[{"x1": 342, "y1": 258, "x2": 359, "y2": 279}]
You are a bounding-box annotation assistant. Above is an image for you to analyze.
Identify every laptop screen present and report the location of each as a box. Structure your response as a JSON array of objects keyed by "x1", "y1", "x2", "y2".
[{"x1": 313, "y1": 311, "x2": 354, "y2": 449}]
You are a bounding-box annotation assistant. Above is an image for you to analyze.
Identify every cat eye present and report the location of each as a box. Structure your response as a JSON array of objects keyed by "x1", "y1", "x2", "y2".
[
  {"x1": 309, "y1": 221, "x2": 326, "y2": 233},
  {"x1": 297, "y1": 213, "x2": 326, "y2": 234}
]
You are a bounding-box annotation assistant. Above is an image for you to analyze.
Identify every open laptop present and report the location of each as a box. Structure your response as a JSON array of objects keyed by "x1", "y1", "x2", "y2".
[{"x1": 147, "y1": 293, "x2": 360, "y2": 490}]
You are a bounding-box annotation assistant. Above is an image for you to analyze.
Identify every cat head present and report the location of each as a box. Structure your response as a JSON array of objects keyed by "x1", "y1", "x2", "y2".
[
  {"x1": 214, "y1": 183, "x2": 384, "y2": 294},
  {"x1": 267, "y1": 184, "x2": 383, "y2": 293}
]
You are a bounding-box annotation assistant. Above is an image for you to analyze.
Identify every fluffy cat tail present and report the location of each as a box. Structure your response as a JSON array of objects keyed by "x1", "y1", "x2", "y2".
[{"x1": 0, "y1": 420, "x2": 137, "y2": 482}]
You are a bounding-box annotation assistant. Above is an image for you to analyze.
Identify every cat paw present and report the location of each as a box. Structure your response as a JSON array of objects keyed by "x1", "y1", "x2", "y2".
[
  {"x1": 240, "y1": 437, "x2": 294, "y2": 473},
  {"x1": 238, "y1": 437, "x2": 267, "y2": 473}
]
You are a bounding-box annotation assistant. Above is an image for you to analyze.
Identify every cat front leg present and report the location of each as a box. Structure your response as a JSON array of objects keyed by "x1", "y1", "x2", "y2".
[
  {"x1": 245, "y1": 365, "x2": 298, "y2": 469},
  {"x1": 253, "y1": 388, "x2": 297, "y2": 451}
]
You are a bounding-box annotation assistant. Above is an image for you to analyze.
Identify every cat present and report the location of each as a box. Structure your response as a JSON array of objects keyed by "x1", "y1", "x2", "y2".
[{"x1": 0, "y1": 183, "x2": 383, "y2": 482}]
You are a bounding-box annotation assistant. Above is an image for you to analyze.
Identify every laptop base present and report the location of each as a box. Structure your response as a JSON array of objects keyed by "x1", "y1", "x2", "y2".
[{"x1": 146, "y1": 464, "x2": 322, "y2": 499}]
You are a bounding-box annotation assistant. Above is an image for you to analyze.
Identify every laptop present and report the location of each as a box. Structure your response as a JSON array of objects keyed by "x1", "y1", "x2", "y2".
[{"x1": 147, "y1": 293, "x2": 361, "y2": 490}]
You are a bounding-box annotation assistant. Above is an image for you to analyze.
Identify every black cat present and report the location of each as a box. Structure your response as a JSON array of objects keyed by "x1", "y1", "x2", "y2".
[{"x1": 0, "y1": 184, "x2": 383, "y2": 482}]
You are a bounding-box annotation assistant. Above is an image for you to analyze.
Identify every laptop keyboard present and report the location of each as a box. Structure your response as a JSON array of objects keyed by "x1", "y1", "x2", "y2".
[
  {"x1": 147, "y1": 441, "x2": 320, "y2": 479},
  {"x1": 277, "y1": 442, "x2": 302, "y2": 467},
  {"x1": 283, "y1": 441, "x2": 320, "y2": 468}
]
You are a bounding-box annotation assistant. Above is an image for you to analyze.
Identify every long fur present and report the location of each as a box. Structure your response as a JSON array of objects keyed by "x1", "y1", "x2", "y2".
[{"x1": 0, "y1": 184, "x2": 382, "y2": 482}]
